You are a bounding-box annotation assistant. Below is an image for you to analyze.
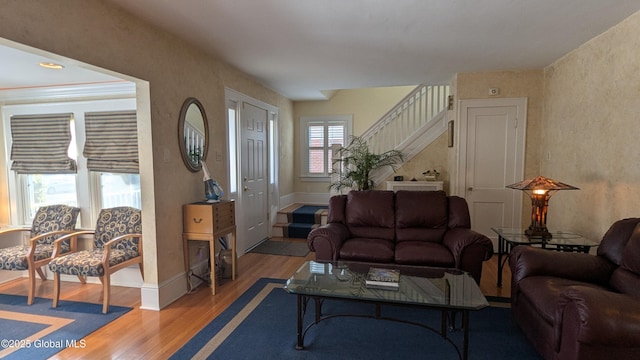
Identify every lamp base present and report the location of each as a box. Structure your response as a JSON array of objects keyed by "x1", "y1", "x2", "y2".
[{"x1": 525, "y1": 227, "x2": 552, "y2": 239}]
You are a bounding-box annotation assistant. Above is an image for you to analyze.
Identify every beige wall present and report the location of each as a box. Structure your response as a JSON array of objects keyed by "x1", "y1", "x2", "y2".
[
  {"x1": 542, "y1": 11, "x2": 640, "y2": 239},
  {"x1": 380, "y1": 132, "x2": 450, "y2": 191},
  {"x1": 293, "y1": 86, "x2": 414, "y2": 194},
  {"x1": 0, "y1": 0, "x2": 293, "y2": 307}
]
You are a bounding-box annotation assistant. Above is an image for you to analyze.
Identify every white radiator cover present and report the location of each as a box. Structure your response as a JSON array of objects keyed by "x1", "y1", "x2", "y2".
[{"x1": 386, "y1": 181, "x2": 443, "y2": 192}]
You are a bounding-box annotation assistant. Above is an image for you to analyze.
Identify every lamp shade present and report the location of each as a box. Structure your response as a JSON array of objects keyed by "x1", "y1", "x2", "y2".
[
  {"x1": 506, "y1": 176, "x2": 578, "y2": 238},
  {"x1": 506, "y1": 176, "x2": 579, "y2": 192}
]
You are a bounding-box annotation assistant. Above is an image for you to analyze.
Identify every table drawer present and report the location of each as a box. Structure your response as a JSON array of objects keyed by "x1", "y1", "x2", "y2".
[{"x1": 183, "y1": 201, "x2": 235, "y2": 234}]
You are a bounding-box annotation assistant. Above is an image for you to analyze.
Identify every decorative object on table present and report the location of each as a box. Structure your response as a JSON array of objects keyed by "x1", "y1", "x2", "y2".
[
  {"x1": 422, "y1": 169, "x2": 440, "y2": 181},
  {"x1": 330, "y1": 136, "x2": 404, "y2": 191},
  {"x1": 201, "y1": 160, "x2": 224, "y2": 202},
  {"x1": 506, "y1": 175, "x2": 579, "y2": 238},
  {"x1": 365, "y1": 267, "x2": 400, "y2": 289}
]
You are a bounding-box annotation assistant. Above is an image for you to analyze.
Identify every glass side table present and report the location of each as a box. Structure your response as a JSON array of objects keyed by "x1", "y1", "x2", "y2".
[{"x1": 491, "y1": 227, "x2": 600, "y2": 287}]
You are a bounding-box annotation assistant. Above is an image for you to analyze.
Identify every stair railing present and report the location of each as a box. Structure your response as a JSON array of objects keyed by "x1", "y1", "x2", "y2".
[
  {"x1": 331, "y1": 84, "x2": 450, "y2": 194},
  {"x1": 361, "y1": 84, "x2": 449, "y2": 155}
]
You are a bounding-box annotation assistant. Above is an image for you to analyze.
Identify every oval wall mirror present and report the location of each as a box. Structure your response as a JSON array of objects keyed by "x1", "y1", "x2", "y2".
[{"x1": 178, "y1": 97, "x2": 209, "y2": 172}]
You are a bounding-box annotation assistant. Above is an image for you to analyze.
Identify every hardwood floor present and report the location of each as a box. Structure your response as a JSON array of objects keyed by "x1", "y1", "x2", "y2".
[{"x1": 0, "y1": 244, "x2": 511, "y2": 359}]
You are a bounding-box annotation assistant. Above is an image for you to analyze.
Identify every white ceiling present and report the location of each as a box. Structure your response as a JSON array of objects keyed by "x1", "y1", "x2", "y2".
[{"x1": 2, "y1": 1, "x2": 640, "y2": 101}]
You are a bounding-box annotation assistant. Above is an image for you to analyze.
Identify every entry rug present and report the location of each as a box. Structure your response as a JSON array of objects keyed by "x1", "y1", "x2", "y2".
[
  {"x1": 171, "y1": 278, "x2": 540, "y2": 359},
  {"x1": 0, "y1": 294, "x2": 131, "y2": 359},
  {"x1": 249, "y1": 240, "x2": 310, "y2": 257}
]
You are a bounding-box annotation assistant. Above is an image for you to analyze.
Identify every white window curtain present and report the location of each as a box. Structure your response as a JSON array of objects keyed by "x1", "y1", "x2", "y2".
[
  {"x1": 10, "y1": 113, "x2": 77, "y2": 174},
  {"x1": 83, "y1": 110, "x2": 139, "y2": 173}
]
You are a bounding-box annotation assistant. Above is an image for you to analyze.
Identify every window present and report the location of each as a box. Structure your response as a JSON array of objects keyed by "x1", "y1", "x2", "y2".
[
  {"x1": 21, "y1": 174, "x2": 78, "y2": 220},
  {"x1": 3, "y1": 99, "x2": 139, "y2": 226},
  {"x1": 227, "y1": 102, "x2": 237, "y2": 194},
  {"x1": 300, "y1": 115, "x2": 352, "y2": 180}
]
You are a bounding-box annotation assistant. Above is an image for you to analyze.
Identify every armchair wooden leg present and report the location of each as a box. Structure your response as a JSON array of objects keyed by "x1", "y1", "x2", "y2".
[
  {"x1": 103, "y1": 275, "x2": 111, "y2": 314},
  {"x1": 77, "y1": 275, "x2": 87, "y2": 284},
  {"x1": 36, "y1": 267, "x2": 46, "y2": 281},
  {"x1": 28, "y1": 267, "x2": 36, "y2": 305},
  {"x1": 52, "y1": 272, "x2": 61, "y2": 308},
  {"x1": 139, "y1": 262, "x2": 144, "y2": 279}
]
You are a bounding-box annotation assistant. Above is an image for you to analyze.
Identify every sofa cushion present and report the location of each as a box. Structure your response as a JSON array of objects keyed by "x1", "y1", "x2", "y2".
[
  {"x1": 395, "y1": 190, "x2": 447, "y2": 243},
  {"x1": 395, "y1": 241, "x2": 454, "y2": 266},
  {"x1": 518, "y1": 276, "x2": 609, "y2": 324},
  {"x1": 339, "y1": 237, "x2": 394, "y2": 263},
  {"x1": 346, "y1": 191, "x2": 395, "y2": 240}
]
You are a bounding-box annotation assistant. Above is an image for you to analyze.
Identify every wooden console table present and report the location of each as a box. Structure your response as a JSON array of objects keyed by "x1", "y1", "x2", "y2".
[{"x1": 183, "y1": 200, "x2": 236, "y2": 294}]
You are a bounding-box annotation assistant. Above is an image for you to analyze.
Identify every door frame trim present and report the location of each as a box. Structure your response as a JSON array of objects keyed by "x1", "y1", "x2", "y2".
[
  {"x1": 224, "y1": 88, "x2": 279, "y2": 253},
  {"x1": 454, "y1": 97, "x2": 527, "y2": 228}
]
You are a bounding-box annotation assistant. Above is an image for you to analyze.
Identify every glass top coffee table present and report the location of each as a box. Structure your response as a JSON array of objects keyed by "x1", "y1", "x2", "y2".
[
  {"x1": 491, "y1": 227, "x2": 600, "y2": 287},
  {"x1": 284, "y1": 261, "x2": 488, "y2": 360}
]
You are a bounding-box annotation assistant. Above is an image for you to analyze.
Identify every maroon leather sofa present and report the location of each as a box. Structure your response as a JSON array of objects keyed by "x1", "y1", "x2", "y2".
[
  {"x1": 307, "y1": 190, "x2": 493, "y2": 283},
  {"x1": 509, "y1": 218, "x2": 640, "y2": 360}
]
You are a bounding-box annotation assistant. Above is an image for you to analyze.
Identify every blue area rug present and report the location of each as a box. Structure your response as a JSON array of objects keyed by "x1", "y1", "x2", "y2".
[
  {"x1": 171, "y1": 278, "x2": 540, "y2": 359},
  {"x1": 0, "y1": 294, "x2": 131, "y2": 359}
]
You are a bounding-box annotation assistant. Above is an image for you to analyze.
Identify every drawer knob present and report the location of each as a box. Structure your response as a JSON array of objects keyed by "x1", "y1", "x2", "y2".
[{"x1": 192, "y1": 218, "x2": 203, "y2": 224}]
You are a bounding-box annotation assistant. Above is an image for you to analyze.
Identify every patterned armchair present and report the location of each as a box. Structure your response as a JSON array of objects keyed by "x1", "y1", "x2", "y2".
[
  {"x1": 49, "y1": 206, "x2": 143, "y2": 313},
  {"x1": 0, "y1": 205, "x2": 81, "y2": 304}
]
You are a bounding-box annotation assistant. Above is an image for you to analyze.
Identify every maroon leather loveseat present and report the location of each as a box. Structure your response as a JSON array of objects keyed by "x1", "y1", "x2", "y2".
[
  {"x1": 307, "y1": 190, "x2": 493, "y2": 283},
  {"x1": 509, "y1": 218, "x2": 640, "y2": 360}
]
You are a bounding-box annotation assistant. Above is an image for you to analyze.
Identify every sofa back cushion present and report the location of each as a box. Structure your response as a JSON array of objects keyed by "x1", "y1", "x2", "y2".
[
  {"x1": 447, "y1": 196, "x2": 472, "y2": 229},
  {"x1": 345, "y1": 190, "x2": 395, "y2": 240},
  {"x1": 395, "y1": 190, "x2": 447, "y2": 243},
  {"x1": 610, "y1": 223, "x2": 640, "y2": 297},
  {"x1": 327, "y1": 195, "x2": 348, "y2": 224}
]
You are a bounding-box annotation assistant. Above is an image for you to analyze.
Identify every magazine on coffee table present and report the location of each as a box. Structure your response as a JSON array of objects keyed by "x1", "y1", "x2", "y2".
[{"x1": 365, "y1": 267, "x2": 400, "y2": 289}]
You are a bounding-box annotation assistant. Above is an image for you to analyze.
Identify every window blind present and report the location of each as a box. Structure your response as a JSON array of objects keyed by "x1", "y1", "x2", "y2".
[
  {"x1": 10, "y1": 113, "x2": 77, "y2": 174},
  {"x1": 83, "y1": 110, "x2": 139, "y2": 173}
]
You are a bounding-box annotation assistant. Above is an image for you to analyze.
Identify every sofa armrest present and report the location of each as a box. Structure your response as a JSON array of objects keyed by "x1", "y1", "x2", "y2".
[
  {"x1": 442, "y1": 228, "x2": 494, "y2": 283},
  {"x1": 554, "y1": 285, "x2": 640, "y2": 349},
  {"x1": 509, "y1": 246, "x2": 615, "y2": 286},
  {"x1": 307, "y1": 223, "x2": 350, "y2": 262}
]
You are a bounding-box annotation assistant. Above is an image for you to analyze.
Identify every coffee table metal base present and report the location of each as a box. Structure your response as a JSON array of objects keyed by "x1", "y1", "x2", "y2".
[{"x1": 294, "y1": 294, "x2": 470, "y2": 360}]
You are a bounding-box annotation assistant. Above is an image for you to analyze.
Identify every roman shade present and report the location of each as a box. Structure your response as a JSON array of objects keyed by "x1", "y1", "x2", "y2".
[
  {"x1": 10, "y1": 113, "x2": 76, "y2": 174},
  {"x1": 83, "y1": 110, "x2": 139, "y2": 173}
]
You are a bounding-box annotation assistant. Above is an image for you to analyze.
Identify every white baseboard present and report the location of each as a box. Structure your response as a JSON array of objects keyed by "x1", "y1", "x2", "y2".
[
  {"x1": 0, "y1": 271, "x2": 24, "y2": 284},
  {"x1": 46, "y1": 266, "x2": 143, "y2": 287},
  {"x1": 140, "y1": 271, "x2": 187, "y2": 311}
]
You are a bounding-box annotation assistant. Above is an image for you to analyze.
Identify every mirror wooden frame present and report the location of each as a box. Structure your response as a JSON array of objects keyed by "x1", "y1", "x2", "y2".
[{"x1": 178, "y1": 97, "x2": 209, "y2": 172}]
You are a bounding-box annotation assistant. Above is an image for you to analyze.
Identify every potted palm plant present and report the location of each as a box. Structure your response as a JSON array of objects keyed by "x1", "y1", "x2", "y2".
[{"x1": 330, "y1": 136, "x2": 404, "y2": 191}]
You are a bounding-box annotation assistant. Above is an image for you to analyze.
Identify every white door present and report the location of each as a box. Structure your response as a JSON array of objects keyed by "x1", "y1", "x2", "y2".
[
  {"x1": 456, "y1": 98, "x2": 526, "y2": 249},
  {"x1": 239, "y1": 102, "x2": 269, "y2": 253}
]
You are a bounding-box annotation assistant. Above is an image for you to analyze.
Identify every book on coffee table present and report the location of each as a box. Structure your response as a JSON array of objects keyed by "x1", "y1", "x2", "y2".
[{"x1": 365, "y1": 267, "x2": 400, "y2": 289}]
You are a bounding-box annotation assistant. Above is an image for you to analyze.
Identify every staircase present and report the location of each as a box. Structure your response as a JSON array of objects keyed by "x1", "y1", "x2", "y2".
[
  {"x1": 333, "y1": 84, "x2": 450, "y2": 190},
  {"x1": 272, "y1": 204, "x2": 328, "y2": 239}
]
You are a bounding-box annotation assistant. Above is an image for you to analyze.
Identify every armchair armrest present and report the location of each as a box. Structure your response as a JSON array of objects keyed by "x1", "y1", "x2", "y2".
[
  {"x1": 442, "y1": 228, "x2": 494, "y2": 283},
  {"x1": 0, "y1": 227, "x2": 30, "y2": 236},
  {"x1": 27, "y1": 230, "x2": 77, "y2": 258},
  {"x1": 102, "y1": 233, "x2": 143, "y2": 265},
  {"x1": 509, "y1": 246, "x2": 615, "y2": 286},
  {"x1": 554, "y1": 285, "x2": 640, "y2": 349},
  {"x1": 307, "y1": 223, "x2": 350, "y2": 261},
  {"x1": 51, "y1": 230, "x2": 94, "y2": 257}
]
